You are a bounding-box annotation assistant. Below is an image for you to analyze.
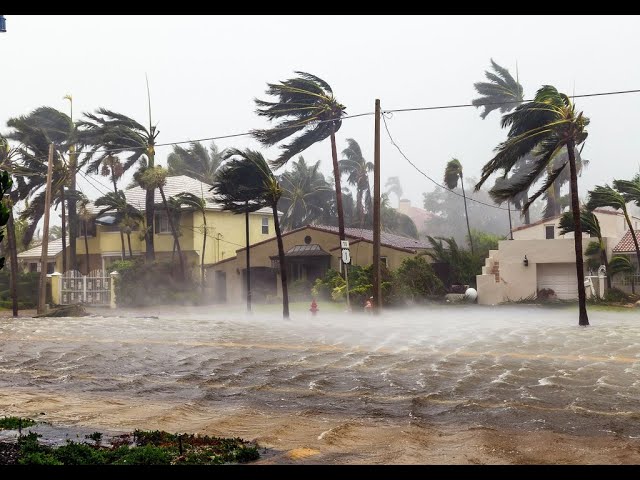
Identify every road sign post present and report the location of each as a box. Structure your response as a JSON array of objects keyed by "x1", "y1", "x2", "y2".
[{"x1": 341, "y1": 240, "x2": 351, "y2": 310}]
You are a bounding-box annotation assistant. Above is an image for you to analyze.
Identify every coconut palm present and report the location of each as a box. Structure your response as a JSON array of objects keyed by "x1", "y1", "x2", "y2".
[
  {"x1": 277, "y1": 156, "x2": 333, "y2": 231},
  {"x1": 167, "y1": 141, "x2": 223, "y2": 185},
  {"x1": 211, "y1": 148, "x2": 290, "y2": 319},
  {"x1": 252, "y1": 71, "x2": 348, "y2": 250},
  {"x1": 444, "y1": 158, "x2": 474, "y2": 254},
  {"x1": 173, "y1": 192, "x2": 208, "y2": 291},
  {"x1": 385, "y1": 176, "x2": 403, "y2": 205},
  {"x1": 6, "y1": 107, "x2": 80, "y2": 270},
  {"x1": 339, "y1": 139, "x2": 373, "y2": 228},
  {"x1": 586, "y1": 184, "x2": 640, "y2": 291},
  {"x1": 472, "y1": 58, "x2": 524, "y2": 119},
  {"x1": 77, "y1": 108, "x2": 159, "y2": 260},
  {"x1": 475, "y1": 85, "x2": 590, "y2": 326},
  {"x1": 609, "y1": 256, "x2": 636, "y2": 294},
  {"x1": 558, "y1": 209, "x2": 610, "y2": 288}
]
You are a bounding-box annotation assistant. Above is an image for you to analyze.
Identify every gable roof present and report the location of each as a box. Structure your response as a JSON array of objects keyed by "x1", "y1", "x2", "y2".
[
  {"x1": 613, "y1": 230, "x2": 640, "y2": 253},
  {"x1": 17, "y1": 238, "x2": 66, "y2": 259}
]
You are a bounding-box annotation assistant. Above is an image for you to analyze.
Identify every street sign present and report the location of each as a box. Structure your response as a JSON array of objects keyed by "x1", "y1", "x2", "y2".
[
  {"x1": 341, "y1": 248, "x2": 351, "y2": 265},
  {"x1": 340, "y1": 240, "x2": 349, "y2": 249}
]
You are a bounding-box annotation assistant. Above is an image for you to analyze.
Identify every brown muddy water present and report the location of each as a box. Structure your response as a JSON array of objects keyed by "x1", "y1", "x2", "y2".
[{"x1": 1, "y1": 304, "x2": 640, "y2": 464}]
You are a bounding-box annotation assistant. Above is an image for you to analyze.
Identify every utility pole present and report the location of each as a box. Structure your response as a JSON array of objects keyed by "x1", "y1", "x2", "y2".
[
  {"x1": 373, "y1": 99, "x2": 381, "y2": 313},
  {"x1": 38, "y1": 144, "x2": 54, "y2": 314},
  {"x1": 64, "y1": 94, "x2": 78, "y2": 271}
]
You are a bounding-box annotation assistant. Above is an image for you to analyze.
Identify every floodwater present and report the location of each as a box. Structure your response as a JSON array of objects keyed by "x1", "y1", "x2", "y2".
[{"x1": 1, "y1": 304, "x2": 640, "y2": 464}]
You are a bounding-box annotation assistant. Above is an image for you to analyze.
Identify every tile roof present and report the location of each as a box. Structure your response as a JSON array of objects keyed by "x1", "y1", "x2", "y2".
[
  {"x1": 613, "y1": 230, "x2": 640, "y2": 253},
  {"x1": 311, "y1": 225, "x2": 431, "y2": 251},
  {"x1": 17, "y1": 238, "x2": 66, "y2": 259},
  {"x1": 283, "y1": 244, "x2": 331, "y2": 257}
]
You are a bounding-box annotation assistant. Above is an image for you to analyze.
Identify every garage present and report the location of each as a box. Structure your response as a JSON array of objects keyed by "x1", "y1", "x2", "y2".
[{"x1": 537, "y1": 263, "x2": 579, "y2": 299}]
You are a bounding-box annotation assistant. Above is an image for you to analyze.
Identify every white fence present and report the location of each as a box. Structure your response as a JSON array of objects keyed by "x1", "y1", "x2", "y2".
[{"x1": 60, "y1": 269, "x2": 111, "y2": 306}]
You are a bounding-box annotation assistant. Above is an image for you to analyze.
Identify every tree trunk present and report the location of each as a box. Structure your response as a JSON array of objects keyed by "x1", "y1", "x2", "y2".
[
  {"x1": 356, "y1": 187, "x2": 363, "y2": 228},
  {"x1": 459, "y1": 175, "x2": 474, "y2": 254},
  {"x1": 330, "y1": 126, "x2": 346, "y2": 249},
  {"x1": 68, "y1": 148, "x2": 78, "y2": 271},
  {"x1": 567, "y1": 140, "x2": 589, "y2": 326},
  {"x1": 159, "y1": 185, "x2": 184, "y2": 280},
  {"x1": 61, "y1": 187, "x2": 67, "y2": 273},
  {"x1": 523, "y1": 190, "x2": 531, "y2": 224},
  {"x1": 83, "y1": 224, "x2": 90, "y2": 275},
  {"x1": 245, "y1": 205, "x2": 251, "y2": 313},
  {"x1": 127, "y1": 232, "x2": 133, "y2": 258},
  {"x1": 201, "y1": 212, "x2": 207, "y2": 293},
  {"x1": 273, "y1": 203, "x2": 289, "y2": 319},
  {"x1": 7, "y1": 209, "x2": 19, "y2": 317},
  {"x1": 145, "y1": 187, "x2": 155, "y2": 261},
  {"x1": 119, "y1": 230, "x2": 126, "y2": 261},
  {"x1": 110, "y1": 172, "x2": 125, "y2": 260}
]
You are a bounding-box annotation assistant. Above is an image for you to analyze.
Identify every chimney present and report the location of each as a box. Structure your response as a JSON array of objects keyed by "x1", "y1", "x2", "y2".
[{"x1": 398, "y1": 198, "x2": 411, "y2": 214}]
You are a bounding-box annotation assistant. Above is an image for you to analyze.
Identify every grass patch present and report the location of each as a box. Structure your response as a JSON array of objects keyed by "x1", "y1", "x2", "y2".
[
  {"x1": 3, "y1": 429, "x2": 260, "y2": 465},
  {"x1": 0, "y1": 416, "x2": 36, "y2": 430}
]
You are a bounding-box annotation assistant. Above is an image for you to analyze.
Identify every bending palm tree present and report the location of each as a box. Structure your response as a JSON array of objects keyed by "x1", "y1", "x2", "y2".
[
  {"x1": 444, "y1": 158, "x2": 473, "y2": 254},
  {"x1": 77, "y1": 108, "x2": 159, "y2": 260},
  {"x1": 212, "y1": 148, "x2": 290, "y2": 319},
  {"x1": 0, "y1": 135, "x2": 19, "y2": 316},
  {"x1": 252, "y1": 71, "x2": 347, "y2": 250},
  {"x1": 475, "y1": 85, "x2": 590, "y2": 326},
  {"x1": 339, "y1": 139, "x2": 373, "y2": 228},
  {"x1": 558, "y1": 209, "x2": 610, "y2": 288},
  {"x1": 173, "y1": 192, "x2": 208, "y2": 292},
  {"x1": 94, "y1": 190, "x2": 144, "y2": 259},
  {"x1": 472, "y1": 58, "x2": 524, "y2": 119},
  {"x1": 385, "y1": 176, "x2": 403, "y2": 206},
  {"x1": 167, "y1": 141, "x2": 223, "y2": 185},
  {"x1": 586, "y1": 184, "x2": 640, "y2": 290}
]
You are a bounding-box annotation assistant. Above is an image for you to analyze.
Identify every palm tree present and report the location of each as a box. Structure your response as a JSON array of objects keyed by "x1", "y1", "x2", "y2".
[
  {"x1": 385, "y1": 176, "x2": 403, "y2": 205},
  {"x1": 173, "y1": 192, "x2": 208, "y2": 291},
  {"x1": 472, "y1": 58, "x2": 524, "y2": 119},
  {"x1": 0, "y1": 135, "x2": 19, "y2": 316},
  {"x1": 252, "y1": 71, "x2": 347, "y2": 252},
  {"x1": 94, "y1": 190, "x2": 144, "y2": 260},
  {"x1": 77, "y1": 194, "x2": 93, "y2": 275},
  {"x1": 558, "y1": 209, "x2": 610, "y2": 288},
  {"x1": 77, "y1": 108, "x2": 159, "y2": 260},
  {"x1": 211, "y1": 148, "x2": 290, "y2": 319},
  {"x1": 475, "y1": 85, "x2": 591, "y2": 326},
  {"x1": 444, "y1": 158, "x2": 474, "y2": 254},
  {"x1": 6, "y1": 107, "x2": 79, "y2": 269},
  {"x1": 167, "y1": 141, "x2": 223, "y2": 185},
  {"x1": 339, "y1": 139, "x2": 373, "y2": 228},
  {"x1": 609, "y1": 256, "x2": 636, "y2": 294},
  {"x1": 586, "y1": 184, "x2": 640, "y2": 290},
  {"x1": 278, "y1": 156, "x2": 334, "y2": 230}
]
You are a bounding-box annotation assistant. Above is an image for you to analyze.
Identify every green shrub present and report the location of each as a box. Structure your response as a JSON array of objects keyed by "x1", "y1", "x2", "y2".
[{"x1": 0, "y1": 416, "x2": 36, "y2": 430}]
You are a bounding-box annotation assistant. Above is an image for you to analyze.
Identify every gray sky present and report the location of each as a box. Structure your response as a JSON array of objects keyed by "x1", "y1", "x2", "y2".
[{"x1": 3, "y1": 15, "x2": 640, "y2": 220}]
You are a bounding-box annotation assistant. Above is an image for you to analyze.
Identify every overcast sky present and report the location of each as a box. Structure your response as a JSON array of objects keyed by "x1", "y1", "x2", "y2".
[{"x1": 3, "y1": 15, "x2": 640, "y2": 221}]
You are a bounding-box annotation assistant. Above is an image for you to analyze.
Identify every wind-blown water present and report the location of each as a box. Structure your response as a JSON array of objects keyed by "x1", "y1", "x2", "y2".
[{"x1": 1, "y1": 304, "x2": 639, "y2": 458}]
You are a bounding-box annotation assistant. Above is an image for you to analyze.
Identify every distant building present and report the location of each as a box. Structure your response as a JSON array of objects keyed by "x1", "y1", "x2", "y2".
[{"x1": 397, "y1": 199, "x2": 433, "y2": 231}]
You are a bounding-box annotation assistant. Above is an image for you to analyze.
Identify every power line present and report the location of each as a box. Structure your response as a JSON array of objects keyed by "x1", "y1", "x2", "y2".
[{"x1": 381, "y1": 113, "x2": 509, "y2": 211}]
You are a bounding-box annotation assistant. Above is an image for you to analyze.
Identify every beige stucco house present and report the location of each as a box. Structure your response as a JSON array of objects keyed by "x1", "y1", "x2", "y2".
[
  {"x1": 477, "y1": 208, "x2": 640, "y2": 304},
  {"x1": 206, "y1": 225, "x2": 433, "y2": 304}
]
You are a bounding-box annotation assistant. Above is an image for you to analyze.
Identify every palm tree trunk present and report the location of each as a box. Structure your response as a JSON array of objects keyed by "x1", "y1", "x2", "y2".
[
  {"x1": 145, "y1": 188, "x2": 155, "y2": 262},
  {"x1": 567, "y1": 140, "x2": 589, "y2": 326},
  {"x1": 83, "y1": 224, "x2": 90, "y2": 275},
  {"x1": 329, "y1": 126, "x2": 346, "y2": 247},
  {"x1": 61, "y1": 187, "x2": 67, "y2": 273},
  {"x1": 127, "y1": 232, "x2": 133, "y2": 257},
  {"x1": 201, "y1": 213, "x2": 207, "y2": 294},
  {"x1": 459, "y1": 175, "x2": 474, "y2": 254},
  {"x1": 7, "y1": 210, "x2": 19, "y2": 317},
  {"x1": 245, "y1": 205, "x2": 251, "y2": 313},
  {"x1": 356, "y1": 187, "x2": 364, "y2": 228},
  {"x1": 111, "y1": 172, "x2": 125, "y2": 260},
  {"x1": 159, "y1": 185, "x2": 184, "y2": 280},
  {"x1": 507, "y1": 201, "x2": 513, "y2": 240},
  {"x1": 273, "y1": 203, "x2": 289, "y2": 319},
  {"x1": 523, "y1": 190, "x2": 531, "y2": 224},
  {"x1": 68, "y1": 148, "x2": 78, "y2": 271}
]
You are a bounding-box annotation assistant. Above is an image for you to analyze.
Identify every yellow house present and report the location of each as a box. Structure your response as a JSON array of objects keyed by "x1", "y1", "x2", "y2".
[
  {"x1": 28, "y1": 175, "x2": 277, "y2": 275},
  {"x1": 206, "y1": 225, "x2": 434, "y2": 304}
]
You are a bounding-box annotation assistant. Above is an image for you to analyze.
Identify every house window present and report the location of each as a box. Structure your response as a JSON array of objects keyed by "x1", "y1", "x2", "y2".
[
  {"x1": 154, "y1": 211, "x2": 171, "y2": 234},
  {"x1": 545, "y1": 225, "x2": 555, "y2": 239},
  {"x1": 262, "y1": 216, "x2": 269, "y2": 234},
  {"x1": 381, "y1": 256, "x2": 388, "y2": 268}
]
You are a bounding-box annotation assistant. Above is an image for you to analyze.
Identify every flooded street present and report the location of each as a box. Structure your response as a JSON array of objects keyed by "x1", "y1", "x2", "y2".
[{"x1": 1, "y1": 304, "x2": 640, "y2": 464}]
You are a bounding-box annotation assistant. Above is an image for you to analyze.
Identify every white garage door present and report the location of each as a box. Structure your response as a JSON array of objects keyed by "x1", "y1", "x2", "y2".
[{"x1": 537, "y1": 263, "x2": 579, "y2": 299}]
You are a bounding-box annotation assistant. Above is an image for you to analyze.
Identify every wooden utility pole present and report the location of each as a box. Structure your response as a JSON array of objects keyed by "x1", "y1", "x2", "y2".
[
  {"x1": 37, "y1": 144, "x2": 54, "y2": 314},
  {"x1": 373, "y1": 99, "x2": 381, "y2": 312}
]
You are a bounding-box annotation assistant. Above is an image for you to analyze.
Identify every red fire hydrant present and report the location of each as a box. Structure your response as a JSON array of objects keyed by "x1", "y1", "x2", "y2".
[{"x1": 310, "y1": 299, "x2": 319, "y2": 316}]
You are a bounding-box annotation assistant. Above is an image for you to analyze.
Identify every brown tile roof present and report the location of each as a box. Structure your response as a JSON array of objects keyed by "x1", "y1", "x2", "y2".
[
  {"x1": 311, "y1": 225, "x2": 431, "y2": 251},
  {"x1": 613, "y1": 230, "x2": 640, "y2": 253}
]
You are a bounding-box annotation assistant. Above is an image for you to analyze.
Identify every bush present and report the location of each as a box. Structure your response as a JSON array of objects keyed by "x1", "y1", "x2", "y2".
[
  {"x1": 0, "y1": 271, "x2": 39, "y2": 308},
  {"x1": 288, "y1": 279, "x2": 313, "y2": 301},
  {"x1": 393, "y1": 257, "x2": 445, "y2": 303},
  {"x1": 604, "y1": 287, "x2": 630, "y2": 303}
]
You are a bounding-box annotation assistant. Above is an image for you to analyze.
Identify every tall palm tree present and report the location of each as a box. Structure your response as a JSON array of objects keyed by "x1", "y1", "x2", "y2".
[
  {"x1": 211, "y1": 148, "x2": 290, "y2": 319},
  {"x1": 167, "y1": 141, "x2": 223, "y2": 185},
  {"x1": 6, "y1": 107, "x2": 79, "y2": 267},
  {"x1": 77, "y1": 108, "x2": 159, "y2": 260},
  {"x1": 444, "y1": 158, "x2": 474, "y2": 254},
  {"x1": 558, "y1": 209, "x2": 610, "y2": 288},
  {"x1": 252, "y1": 71, "x2": 347, "y2": 251},
  {"x1": 385, "y1": 176, "x2": 403, "y2": 205},
  {"x1": 278, "y1": 156, "x2": 334, "y2": 230},
  {"x1": 173, "y1": 192, "x2": 208, "y2": 292},
  {"x1": 475, "y1": 85, "x2": 590, "y2": 326},
  {"x1": 339, "y1": 138, "x2": 373, "y2": 228},
  {"x1": 472, "y1": 58, "x2": 524, "y2": 119},
  {"x1": 586, "y1": 184, "x2": 640, "y2": 289}
]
